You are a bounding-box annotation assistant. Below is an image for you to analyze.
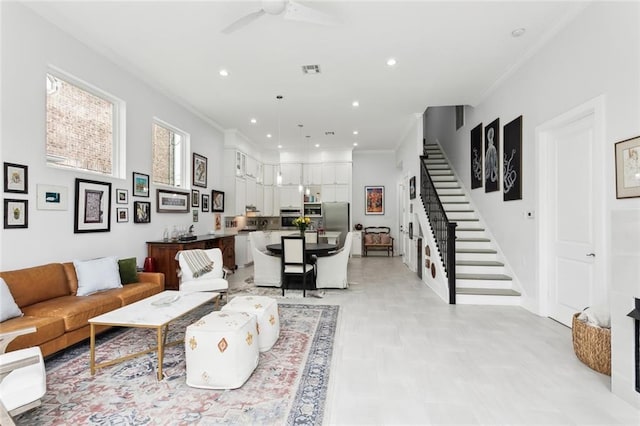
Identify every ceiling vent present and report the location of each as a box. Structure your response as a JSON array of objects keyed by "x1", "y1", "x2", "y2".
[
  {"x1": 325, "y1": 131, "x2": 335, "y2": 136},
  {"x1": 302, "y1": 64, "x2": 321, "y2": 74}
]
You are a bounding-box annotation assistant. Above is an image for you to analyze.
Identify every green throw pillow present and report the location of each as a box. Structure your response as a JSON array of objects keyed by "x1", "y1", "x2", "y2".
[{"x1": 118, "y1": 257, "x2": 138, "y2": 284}]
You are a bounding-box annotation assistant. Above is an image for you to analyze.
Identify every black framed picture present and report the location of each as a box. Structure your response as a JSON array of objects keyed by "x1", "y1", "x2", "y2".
[
  {"x1": 4, "y1": 198, "x2": 28, "y2": 229},
  {"x1": 202, "y1": 194, "x2": 210, "y2": 212},
  {"x1": 116, "y1": 188, "x2": 128, "y2": 204},
  {"x1": 503, "y1": 116, "x2": 523, "y2": 201},
  {"x1": 133, "y1": 201, "x2": 151, "y2": 223},
  {"x1": 4, "y1": 162, "x2": 28, "y2": 194},
  {"x1": 470, "y1": 123, "x2": 483, "y2": 189},
  {"x1": 132, "y1": 172, "x2": 150, "y2": 197},
  {"x1": 157, "y1": 189, "x2": 190, "y2": 213},
  {"x1": 615, "y1": 135, "x2": 640, "y2": 199},
  {"x1": 484, "y1": 118, "x2": 500, "y2": 193},
  {"x1": 409, "y1": 176, "x2": 416, "y2": 199},
  {"x1": 212, "y1": 189, "x2": 225, "y2": 212},
  {"x1": 74, "y1": 178, "x2": 111, "y2": 233},
  {"x1": 192, "y1": 189, "x2": 200, "y2": 207},
  {"x1": 193, "y1": 153, "x2": 207, "y2": 188},
  {"x1": 116, "y1": 207, "x2": 129, "y2": 223}
]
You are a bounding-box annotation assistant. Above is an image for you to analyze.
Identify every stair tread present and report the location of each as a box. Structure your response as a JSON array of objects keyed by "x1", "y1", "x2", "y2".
[
  {"x1": 456, "y1": 228, "x2": 485, "y2": 231},
  {"x1": 456, "y1": 288, "x2": 521, "y2": 296},
  {"x1": 457, "y1": 273, "x2": 512, "y2": 281},
  {"x1": 457, "y1": 260, "x2": 504, "y2": 266},
  {"x1": 456, "y1": 248, "x2": 498, "y2": 253},
  {"x1": 442, "y1": 201, "x2": 470, "y2": 204},
  {"x1": 451, "y1": 218, "x2": 479, "y2": 221},
  {"x1": 446, "y1": 209, "x2": 474, "y2": 212},
  {"x1": 456, "y1": 237, "x2": 491, "y2": 242}
]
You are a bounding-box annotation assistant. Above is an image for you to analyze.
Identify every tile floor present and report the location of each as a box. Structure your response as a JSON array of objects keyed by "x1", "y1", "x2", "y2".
[{"x1": 228, "y1": 256, "x2": 640, "y2": 425}]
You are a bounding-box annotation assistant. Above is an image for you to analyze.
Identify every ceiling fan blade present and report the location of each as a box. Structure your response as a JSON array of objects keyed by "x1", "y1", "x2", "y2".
[
  {"x1": 221, "y1": 9, "x2": 266, "y2": 34},
  {"x1": 284, "y1": 1, "x2": 340, "y2": 26}
]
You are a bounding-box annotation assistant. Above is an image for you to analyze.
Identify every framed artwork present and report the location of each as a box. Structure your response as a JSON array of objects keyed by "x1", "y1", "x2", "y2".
[
  {"x1": 193, "y1": 153, "x2": 207, "y2": 188},
  {"x1": 214, "y1": 213, "x2": 222, "y2": 231},
  {"x1": 365, "y1": 186, "x2": 384, "y2": 215},
  {"x1": 191, "y1": 189, "x2": 200, "y2": 207},
  {"x1": 36, "y1": 184, "x2": 68, "y2": 210},
  {"x1": 74, "y1": 178, "x2": 111, "y2": 233},
  {"x1": 4, "y1": 162, "x2": 28, "y2": 194},
  {"x1": 503, "y1": 116, "x2": 523, "y2": 201},
  {"x1": 116, "y1": 207, "x2": 129, "y2": 223},
  {"x1": 116, "y1": 189, "x2": 129, "y2": 204},
  {"x1": 4, "y1": 199, "x2": 28, "y2": 229},
  {"x1": 156, "y1": 189, "x2": 190, "y2": 213},
  {"x1": 212, "y1": 189, "x2": 225, "y2": 212},
  {"x1": 484, "y1": 118, "x2": 500, "y2": 193},
  {"x1": 132, "y1": 172, "x2": 150, "y2": 197},
  {"x1": 133, "y1": 201, "x2": 151, "y2": 223},
  {"x1": 615, "y1": 135, "x2": 640, "y2": 199},
  {"x1": 409, "y1": 176, "x2": 416, "y2": 199},
  {"x1": 193, "y1": 209, "x2": 199, "y2": 222},
  {"x1": 202, "y1": 194, "x2": 210, "y2": 212},
  {"x1": 470, "y1": 123, "x2": 483, "y2": 189}
]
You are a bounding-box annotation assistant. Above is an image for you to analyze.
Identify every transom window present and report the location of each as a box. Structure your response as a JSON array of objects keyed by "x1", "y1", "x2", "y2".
[
  {"x1": 46, "y1": 69, "x2": 124, "y2": 177},
  {"x1": 152, "y1": 120, "x2": 189, "y2": 188}
]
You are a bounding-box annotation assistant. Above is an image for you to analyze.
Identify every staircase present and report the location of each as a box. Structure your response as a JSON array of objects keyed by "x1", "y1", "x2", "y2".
[{"x1": 423, "y1": 144, "x2": 521, "y2": 305}]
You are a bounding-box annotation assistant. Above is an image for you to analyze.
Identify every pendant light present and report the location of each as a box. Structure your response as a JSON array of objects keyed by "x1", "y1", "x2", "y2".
[
  {"x1": 298, "y1": 124, "x2": 304, "y2": 193},
  {"x1": 305, "y1": 135, "x2": 311, "y2": 196},
  {"x1": 276, "y1": 95, "x2": 283, "y2": 186}
]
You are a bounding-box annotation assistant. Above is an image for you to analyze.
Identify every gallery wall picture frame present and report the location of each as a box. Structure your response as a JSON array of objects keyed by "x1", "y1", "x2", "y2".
[
  {"x1": 156, "y1": 189, "x2": 190, "y2": 213},
  {"x1": 4, "y1": 162, "x2": 28, "y2": 194},
  {"x1": 116, "y1": 188, "x2": 129, "y2": 204},
  {"x1": 132, "y1": 172, "x2": 150, "y2": 197},
  {"x1": 74, "y1": 178, "x2": 111, "y2": 233},
  {"x1": 4, "y1": 199, "x2": 28, "y2": 229},
  {"x1": 503, "y1": 115, "x2": 523, "y2": 201},
  {"x1": 116, "y1": 207, "x2": 129, "y2": 223},
  {"x1": 615, "y1": 135, "x2": 640, "y2": 199},
  {"x1": 365, "y1": 186, "x2": 385, "y2": 215},
  {"x1": 133, "y1": 201, "x2": 151, "y2": 223},
  {"x1": 193, "y1": 209, "x2": 199, "y2": 222},
  {"x1": 470, "y1": 123, "x2": 483, "y2": 189},
  {"x1": 484, "y1": 118, "x2": 500, "y2": 193},
  {"x1": 192, "y1": 153, "x2": 208, "y2": 188},
  {"x1": 36, "y1": 184, "x2": 68, "y2": 210},
  {"x1": 191, "y1": 189, "x2": 200, "y2": 207},
  {"x1": 212, "y1": 189, "x2": 225, "y2": 212},
  {"x1": 409, "y1": 176, "x2": 416, "y2": 199},
  {"x1": 202, "y1": 194, "x2": 210, "y2": 212}
]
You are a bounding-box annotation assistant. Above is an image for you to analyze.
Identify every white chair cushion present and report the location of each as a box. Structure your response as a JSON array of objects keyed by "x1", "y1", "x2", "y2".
[
  {"x1": 73, "y1": 256, "x2": 122, "y2": 296},
  {"x1": 0, "y1": 278, "x2": 22, "y2": 322},
  {"x1": 284, "y1": 264, "x2": 314, "y2": 274},
  {"x1": 180, "y1": 277, "x2": 228, "y2": 293},
  {"x1": 0, "y1": 347, "x2": 46, "y2": 412}
]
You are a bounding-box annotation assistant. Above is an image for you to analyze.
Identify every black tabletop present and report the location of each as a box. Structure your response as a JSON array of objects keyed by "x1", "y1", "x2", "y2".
[{"x1": 266, "y1": 243, "x2": 338, "y2": 257}]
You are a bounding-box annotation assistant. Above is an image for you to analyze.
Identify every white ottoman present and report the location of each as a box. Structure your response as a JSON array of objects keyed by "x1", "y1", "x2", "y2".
[
  {"x1": 222, "y1": 296, "x2": 280, "y2": 352},
  {"x1": 185, "y1": 310, "x2": 259, "y2": 389}
]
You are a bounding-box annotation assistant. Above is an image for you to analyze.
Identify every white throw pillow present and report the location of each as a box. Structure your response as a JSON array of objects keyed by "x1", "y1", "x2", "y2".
[
  {"x1": 74, "y1": 256, "x2": 123, "y2": 296},
  {"x1": 0, "y1": 277, "x2": 23, "y2": 321}
]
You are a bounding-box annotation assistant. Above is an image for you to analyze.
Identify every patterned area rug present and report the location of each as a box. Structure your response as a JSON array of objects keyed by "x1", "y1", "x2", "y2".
[
  {"x1": 230, "y1": 277, "x2": 326, "y2": 299},
  {"x1": 18, "y1": 303, "x2": 339, "y2": 425}
]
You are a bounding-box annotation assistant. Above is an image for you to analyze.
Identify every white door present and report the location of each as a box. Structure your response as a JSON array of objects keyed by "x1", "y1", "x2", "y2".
[
  {"x1": 540, "y1": 102, "x2": 605, "y2": 327},
  {"x1": 400, "y1": 176, "x2": 409, "y2": 263}
]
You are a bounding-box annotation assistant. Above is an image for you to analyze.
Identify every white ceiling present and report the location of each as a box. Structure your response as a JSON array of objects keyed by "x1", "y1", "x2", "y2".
[{"x1": 24, "y1": 1, "x2": 587, "y2": 152}]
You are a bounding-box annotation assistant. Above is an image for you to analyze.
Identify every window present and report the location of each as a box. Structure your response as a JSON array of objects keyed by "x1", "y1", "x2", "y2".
[
  {"x1": 46, "y1": 70, "x2": 125, "y2": 177},
  {"x1": 152, "y1": 120, "x2": 189, "y2": 188}
]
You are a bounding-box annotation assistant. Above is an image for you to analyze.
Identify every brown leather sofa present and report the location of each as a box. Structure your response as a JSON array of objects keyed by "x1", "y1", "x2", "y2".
[{"x1": 0, "y1": 262, "x2": 164, "y2": 357}]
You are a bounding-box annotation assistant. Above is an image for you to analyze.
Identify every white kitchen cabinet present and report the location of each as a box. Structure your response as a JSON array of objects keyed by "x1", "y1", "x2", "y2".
[
  {"x1": 245, "y1": 155, "x2": 258, "y2": 178},
  {"x1": 263, "y1": 185, "x2": 274, "y2": 216},
  {"x1": 235, "y1": 151, "x2": 246, "y2": 177},
  {"x1": 245, "y1": 176, "x2": 257, "y2": 209},
  {"x1": 263, "y1": 164, "x2": 275, "y2": 186},
  {"x1": 234, "y1": 176, "x2": 247, "y2": 215},
  {"x1": 321, "y1": 162, "x2": 351, "y2": 184},
  {"x1": 256, "y1": 183, "x2": 264, "y2": 213},
  {"x1": 279, "y1": 185, "x2": 302, "y2": 208},
  {"x1": 280, "y1": 163, "x2": 302, "y2": 185},
  {"x1": 303, "y1": 164, "x2": 323, "y2": 185},
  {"x1": 351, "y1": 230, "x2": 362, "y2": 256},
  {"x1": 322, "y1": 184, "x2": 349, "y2": 202}
]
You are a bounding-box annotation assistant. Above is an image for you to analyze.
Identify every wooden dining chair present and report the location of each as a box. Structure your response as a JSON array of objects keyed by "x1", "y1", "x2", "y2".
[{"x1": 281, "y1": 235, "x2": 315, "y2": 297}]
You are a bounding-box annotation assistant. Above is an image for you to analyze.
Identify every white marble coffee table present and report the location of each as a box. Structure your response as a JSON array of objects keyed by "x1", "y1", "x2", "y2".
[{"x1": 89, "y1": 290, "x2": 218, "y2": 380}]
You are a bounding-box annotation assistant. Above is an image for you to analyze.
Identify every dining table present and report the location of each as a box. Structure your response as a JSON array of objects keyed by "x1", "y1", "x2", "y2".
[{"x1": 265, "y1": 242, "x2": 338, "y2": 257}]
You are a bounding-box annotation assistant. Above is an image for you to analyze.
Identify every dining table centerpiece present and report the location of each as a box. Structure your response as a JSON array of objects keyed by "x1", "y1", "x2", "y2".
[{"x1": 292, "y1": 216, "x2": 311, "y2": 235}]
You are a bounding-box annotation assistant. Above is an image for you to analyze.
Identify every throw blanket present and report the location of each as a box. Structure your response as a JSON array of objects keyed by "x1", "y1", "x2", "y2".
[{"x1": 176, "y1": 250, "x2": 213, "y2": 278}]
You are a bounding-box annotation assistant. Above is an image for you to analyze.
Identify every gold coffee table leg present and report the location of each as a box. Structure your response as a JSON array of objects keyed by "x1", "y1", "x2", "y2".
[
  {"x1": 156, "y1": 326, "x2": 164, "y2": 380},
  {"x1": 90, "y1": 323, "x2": 96, "y2": 376}
]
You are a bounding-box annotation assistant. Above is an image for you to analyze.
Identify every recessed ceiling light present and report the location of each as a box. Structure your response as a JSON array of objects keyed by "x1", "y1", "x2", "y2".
[
  {"x1": 353, "y1": 142, "x2": 358, "y2": 146},
  {"x1": 386, "y1": 58, "x2": 397, "y2": 67},
  {"x1": 277, "y1": 144, "x2": 282, "y2": 149},
  {"x1": 353, "y1": 130, "x2": 359, "y2": 135},
  {"x1": 511, "y1": 28, "x2": 526, "y2": 38},
  {"x1": 315, "y1": 144, "x2": 320, "y2": 148},
  {"x1": 266, "y1": 134, "x2": 272, "y2": 138},
  {"x1": 352, "y1": 100, "x2": 359, "y2": 108},
  {"x1": 219, "y1": 69, "x2": 229, "y2": 77},
  {"x1": 250, "y1": 118, "x2": 257, "y2": 124}
]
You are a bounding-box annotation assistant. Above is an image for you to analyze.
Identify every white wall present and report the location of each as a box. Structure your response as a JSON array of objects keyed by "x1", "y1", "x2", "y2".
[
  {"x1": 0, "y1": 3, "x2": 226, "y2": 270},
  {"x1": 433, "y1": 2, "x2": 639, "y2": 408}
]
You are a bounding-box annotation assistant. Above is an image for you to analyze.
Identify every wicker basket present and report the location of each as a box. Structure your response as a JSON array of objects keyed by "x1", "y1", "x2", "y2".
[{"x1": 572, "y1": 313, "x2": 611, "y2": 376}]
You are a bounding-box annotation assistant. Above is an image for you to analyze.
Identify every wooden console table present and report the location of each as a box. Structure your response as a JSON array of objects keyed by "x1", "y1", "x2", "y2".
[{"x1": 147, "y1": 234, "x2": 236, "y2": 290}]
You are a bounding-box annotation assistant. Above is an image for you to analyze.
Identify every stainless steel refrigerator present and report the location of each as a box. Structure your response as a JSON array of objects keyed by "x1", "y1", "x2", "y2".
[{"x1": 322, "y1": 202, "x2": 350, "y2": 247}]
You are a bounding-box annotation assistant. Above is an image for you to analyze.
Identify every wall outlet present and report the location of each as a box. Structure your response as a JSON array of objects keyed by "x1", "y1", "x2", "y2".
[{"x1": 525, "y1": 210, "x2": 535, "y2": 219}]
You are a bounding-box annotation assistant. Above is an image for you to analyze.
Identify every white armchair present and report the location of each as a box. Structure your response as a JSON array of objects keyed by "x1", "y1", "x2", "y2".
[
  {"x1": 249, "y1": 232, "x2": 281, "y2": 287},
  {"x1": 0, "y1": 328, "x2": 47, "y2": 425},
  {"x1": 316, "y1": 231, "x2": 352, "y2": 289},
  {"x1": 177, "y1": 248, "x2": 229, "y2": 304}
]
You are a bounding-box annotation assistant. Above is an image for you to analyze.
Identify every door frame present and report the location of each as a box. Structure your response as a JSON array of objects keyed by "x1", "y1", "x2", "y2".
[{"x1": 536, "y1": 95, "x2": 607, "y2": 318}]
